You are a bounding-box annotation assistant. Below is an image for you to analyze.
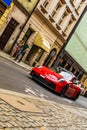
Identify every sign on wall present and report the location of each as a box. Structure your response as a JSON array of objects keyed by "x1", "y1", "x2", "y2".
[{"x1": 2, "y1": 0, "x2": 13, "y2": 7}]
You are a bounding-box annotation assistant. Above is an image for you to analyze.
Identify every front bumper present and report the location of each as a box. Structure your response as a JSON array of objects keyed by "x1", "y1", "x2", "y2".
[{"x1": 30, "y1": 70, "x2": 56, "y2": 90}]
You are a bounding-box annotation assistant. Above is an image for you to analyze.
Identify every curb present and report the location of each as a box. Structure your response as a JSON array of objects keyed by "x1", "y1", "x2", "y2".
[{"x1": 0, "y1": 51, "x2": 32, "y2": 71}]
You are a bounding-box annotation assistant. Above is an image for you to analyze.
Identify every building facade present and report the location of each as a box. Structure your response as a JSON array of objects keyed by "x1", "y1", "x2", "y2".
[
  {"x1": 53, "y1": 5, "x2": 87, "y2": 81},
  {"x1": 0, "y1": 0, "x2": 38, "y2": 52},
  {"x1": 0, "y1": 0, "x2": 86, "y2": 75},
  {"x1": 55, "y1": 50, "x2": 87, "y2": 80},
  {"x1": 0, "y1": 0, "x2": 29, "y2": 52},
  {"x1": 12, "y1": 0, "x2": 86, "y2": 67}
]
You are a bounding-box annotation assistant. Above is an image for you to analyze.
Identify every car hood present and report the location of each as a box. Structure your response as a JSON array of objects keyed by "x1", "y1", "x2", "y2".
[{"x1": 37, "y1": 66, "x2": 64, "y2": 79}]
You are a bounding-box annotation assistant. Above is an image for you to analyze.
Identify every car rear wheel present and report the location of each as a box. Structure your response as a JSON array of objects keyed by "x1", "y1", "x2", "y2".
[
  {"x1": 72, "y1": 91, "x2": 80, "y2": 101},
  {"x1": 60, "y1": 84, "x2": 69, "y2": 95},
  {"x1": 83, "y1": 91, "x2": 87, "y2": 97}
]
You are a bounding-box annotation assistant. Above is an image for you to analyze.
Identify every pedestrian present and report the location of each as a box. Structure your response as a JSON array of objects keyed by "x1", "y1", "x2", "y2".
[
  {"x1": 10, "y1": 40, "x2": 24, "y2": 58},
  {"x1": 14, "y1": 42, "x2": 29, "y2": 62}
]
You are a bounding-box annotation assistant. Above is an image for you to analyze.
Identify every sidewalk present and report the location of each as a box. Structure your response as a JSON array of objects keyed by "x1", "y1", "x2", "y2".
[
  {"x1": 0, "y1": 51, "x2": 87, "y2": 130},
  {"x1": 0, "y1": 51, "x2": 32, "y2": 71}
]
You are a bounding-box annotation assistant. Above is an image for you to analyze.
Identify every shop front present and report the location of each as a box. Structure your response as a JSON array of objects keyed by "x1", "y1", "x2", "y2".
[{"x1": 26, "y1": 34, "x2": 51, "y2": 66}]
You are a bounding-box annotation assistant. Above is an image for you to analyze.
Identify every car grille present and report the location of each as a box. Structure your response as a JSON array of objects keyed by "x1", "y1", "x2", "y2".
[{"x1": 32, "y1": 72, "x2": 56, "y2": 90}]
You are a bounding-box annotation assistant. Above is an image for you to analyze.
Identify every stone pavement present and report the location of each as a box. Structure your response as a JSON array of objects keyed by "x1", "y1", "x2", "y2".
[
  {"x1": 0, "y1": 51, "x2": 87, "y2": 130},
  {"x1": 0, "y1": 89, "x2": 87, "y2": 130}
]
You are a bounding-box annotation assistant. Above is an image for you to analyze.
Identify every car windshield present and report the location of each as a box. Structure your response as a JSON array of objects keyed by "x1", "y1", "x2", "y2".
[
  {"x1": 51, "y1": 66, "x2": 75, "y2": 81},
  {"x1": 59, "y1": 71, "x2": 73, "y2": 81}
]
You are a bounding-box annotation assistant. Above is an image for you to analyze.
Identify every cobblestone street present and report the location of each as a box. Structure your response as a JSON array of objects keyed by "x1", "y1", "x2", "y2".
[{"x1": 0, "y1": 89, "x2": 87, "y2": 130}]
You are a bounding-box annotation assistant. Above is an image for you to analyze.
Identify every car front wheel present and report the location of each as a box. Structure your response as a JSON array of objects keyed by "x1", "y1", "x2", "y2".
[{"x1": 72, "y1": 91, "x2": 80, "y2": 101}]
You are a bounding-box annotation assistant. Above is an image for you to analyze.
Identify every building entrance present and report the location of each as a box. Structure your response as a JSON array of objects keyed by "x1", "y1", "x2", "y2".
[
  {"x1": 0, "y1": 18, "x2": 19, "y2": 50},
  {"x1": 44, "y1": 48, "x2": 57, "y2": 67}
]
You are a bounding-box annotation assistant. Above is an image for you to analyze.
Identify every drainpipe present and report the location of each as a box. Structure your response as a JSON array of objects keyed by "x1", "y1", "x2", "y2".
[{"x1": 9, "y1": 0, "x2": 40, "y2": 53}]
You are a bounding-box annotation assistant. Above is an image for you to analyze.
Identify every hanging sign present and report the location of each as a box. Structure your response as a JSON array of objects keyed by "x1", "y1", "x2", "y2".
[{"x1": 2, "y1": 0, "x2": 13, "y2": 7}]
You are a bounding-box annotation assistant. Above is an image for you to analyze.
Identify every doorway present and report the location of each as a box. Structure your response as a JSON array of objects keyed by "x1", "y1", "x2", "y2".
[
  {"x1": 44, "y1": 48, "x2": 57, "y2": 67},
  {"x1": 0, "y1": 18, "x2": 19, "y2": 50}
]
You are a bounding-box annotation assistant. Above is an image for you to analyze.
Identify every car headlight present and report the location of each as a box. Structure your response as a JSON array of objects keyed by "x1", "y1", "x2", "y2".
[{"x1": 58, "y1": 78, "x2": 65, "y2": 82}]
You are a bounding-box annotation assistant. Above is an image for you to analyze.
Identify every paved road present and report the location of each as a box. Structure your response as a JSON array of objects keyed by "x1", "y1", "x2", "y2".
[{"x1": 0, "y1": 57, "x2": 87, "y2": 109}]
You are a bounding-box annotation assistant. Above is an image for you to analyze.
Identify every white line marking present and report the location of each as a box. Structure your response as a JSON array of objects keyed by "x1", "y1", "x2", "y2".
[
  {"x1": 25, "y1": 88, "x2": 37, "y2": 96},
  {"x1": 63, "y1": 98, "x2": 72, "y2": 103}
]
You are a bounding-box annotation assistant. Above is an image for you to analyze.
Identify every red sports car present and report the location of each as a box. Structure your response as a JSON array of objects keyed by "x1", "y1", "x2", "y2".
[
  {"x1": 59, "y1": 71, "x2": 81, "y2": 100},
  {"x1": 30, "y1": 66, "x2": 81, "y2": 100}
]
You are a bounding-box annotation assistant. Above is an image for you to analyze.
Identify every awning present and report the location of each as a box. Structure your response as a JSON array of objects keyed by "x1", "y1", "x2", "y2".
[{"x1": 33, "y1": 34, "x2": 51, "y2": 52}]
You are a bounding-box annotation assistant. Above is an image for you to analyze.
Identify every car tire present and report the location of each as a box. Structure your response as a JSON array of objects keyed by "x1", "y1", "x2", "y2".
[
  {"x1": 72, "y1": 91, "x2": 80, "y2": 101},
  {"x1": 60, "y1": 84, "x2": 69, "y2": 95},
  {"x1": 29, "y1": 70, "x2": 35, "y2": 78}
]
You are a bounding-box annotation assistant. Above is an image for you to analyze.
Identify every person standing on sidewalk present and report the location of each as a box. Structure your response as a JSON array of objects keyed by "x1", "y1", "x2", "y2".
[
  {"x1": 10, "y1": 40, "x2": 25, "y2": 58},
  {"x1": 14, "y1": 42, "x2": 29, "y2": 62}
]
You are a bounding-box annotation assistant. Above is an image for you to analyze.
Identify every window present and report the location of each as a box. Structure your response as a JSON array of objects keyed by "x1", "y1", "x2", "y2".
[
  {"x1": 72, "y1": 68, "x2": 75, "y2": 73},
  {"x1": 51, "y1": 10, "x2": 56, "y2": 17},
  {"x1": 58, "y1": 18, "x2": 62, "y2": 25},
  {"x1": 51, "y1": 2, "x2": 61, "y2": 18},
  {"x1": 23, "y1": 28, "x2": 33, "y2": 42},
  {"x1": 67, "y1": 19, "x2": 73, "y2": 27},
  {"x1": 41, "y1": 0, "x2": 51, "y2": 14},
  {"x1": 56, "y1": 3, "x2": 61, "y2": 10},
  {"x1": 62, "y1": 11, "x2": 67, "y2": 19},
  {"x1": 58, "y1": 10, "x2": 68, "y2": 25},
  {"x1": 35, "y1": 49, "x2": 44, "y2": 62},
  {"x1": 75, "y1": 71, "x2": 79, "y2": 77},
  {"x1": 78, "y1": 73, "x2": 83, "y2": 80},
  {"x1": 65, "y1": 14, "x2": 76, "y2": 33},
  {"x1": 65, "y1": 64, "x2": 71, "y2": 70},
  {"x1": 43, "y1": 0, "x2": 49, "y2": 8},
  {"x1": 0, "y1": 1, "x2": 6, "y2": 18}
]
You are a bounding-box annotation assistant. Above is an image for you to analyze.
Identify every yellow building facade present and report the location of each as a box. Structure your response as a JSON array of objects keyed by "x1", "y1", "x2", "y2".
[
  {"x1": 0, "y1": 0, "x2": 30, "y2": 51},
  {"x1": 0, "y1": 2, "x2": 14, "y2": 29}
]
